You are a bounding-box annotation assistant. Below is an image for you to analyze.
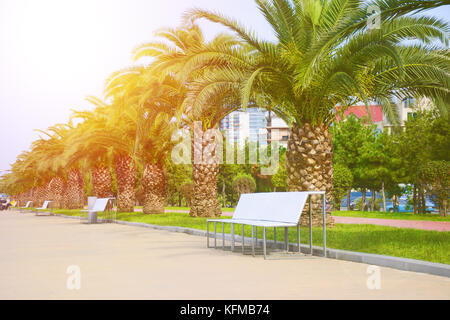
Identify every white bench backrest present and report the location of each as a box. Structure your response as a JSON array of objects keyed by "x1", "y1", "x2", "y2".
[
  {"x1": 232, "y1": 192, "x2": 310, "y2": 224},
  {"x1": 91, "y1": 198, "x2": 112, "y2": 212},
  {"x1": 41, "y1": 201, "x2": 50, "y2": 209}
]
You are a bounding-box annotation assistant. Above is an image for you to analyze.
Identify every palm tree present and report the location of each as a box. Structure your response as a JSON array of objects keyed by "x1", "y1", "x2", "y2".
[
  {"x1": 134, "y1": 24, "x2": 242, "y2": 217},
  {"x1": 133, "y1": 74, "x2": 181, "y2": 214},
  {"x1": 16, "y1": 124, "x2": 71, "y2": 209},
  {"x1": 66, "y1": 167, "x2": 84, "y2": 209},
  {"x1": 2, "y1": 151, "x2": 41, "y2": 206},
  {"x1": 75, "y1": 95, "x2": 138, "y2": 212},
  {"x1": 65, "y1": 106, "x2": 113, "y2": 199},
  {"x1": 105, "y1": 63, "x2": 182, "y2": 214},
  {"x1": 183, "y1": 0, "x2": 450, "y2": 225}
]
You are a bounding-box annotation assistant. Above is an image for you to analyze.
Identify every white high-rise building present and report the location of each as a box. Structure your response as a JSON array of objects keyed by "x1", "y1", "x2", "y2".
[{"x1": 220, "y1": 107, "x2": 267, "y2": 147}]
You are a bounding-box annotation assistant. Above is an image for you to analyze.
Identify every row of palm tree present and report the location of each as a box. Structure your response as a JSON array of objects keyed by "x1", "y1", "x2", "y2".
[{"x1": 1, "y1": 0, "x2": 449, "y2": 224}]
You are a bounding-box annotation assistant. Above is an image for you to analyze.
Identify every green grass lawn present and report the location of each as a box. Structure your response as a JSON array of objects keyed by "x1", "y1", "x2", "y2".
[
  {"x1": 333, "y1": 210, "x2": 450, "y2": 222},
  {"x1": 46, "y1": 209, "x2": 450, "y2": 264},
  {"x1": 162, "y1": 206, "x2": 450, "y2": 221}
]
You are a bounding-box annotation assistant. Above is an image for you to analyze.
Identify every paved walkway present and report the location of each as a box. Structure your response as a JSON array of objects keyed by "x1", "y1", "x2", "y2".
[{"x1": 0, "y1": 211, "x2": 449, "y2": 299}]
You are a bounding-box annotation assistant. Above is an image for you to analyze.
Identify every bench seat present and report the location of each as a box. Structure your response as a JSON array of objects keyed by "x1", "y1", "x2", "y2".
[{"x1": 207, "y1": 219, "x2": 297, "y2": 228}]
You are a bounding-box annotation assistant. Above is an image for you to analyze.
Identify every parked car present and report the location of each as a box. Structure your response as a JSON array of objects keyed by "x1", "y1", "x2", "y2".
[
  {"x1": 385, "y1": 197, "x2": 438, "y2": 213},
  {"x1": 349, "y1": 197, "x2": 371, "y2": 211},
  {"x1": 0, "y1": 199, "x2": 11, "y2": 211},
  {"x1": 385, "y1": 199, "x2": 410, "y2": 212}
]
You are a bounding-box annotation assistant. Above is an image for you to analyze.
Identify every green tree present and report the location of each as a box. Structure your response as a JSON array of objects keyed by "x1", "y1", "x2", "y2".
[
  {"x1": 333, "y1": 164, "x2": 353, "y2": 210},
  {"x1": 418, "y1": 160, "x2": 449, "y2": 216},
  {"x1": 166, "y1": 163, "x2": 192, "y2": 206},
  {"x1": 397, "y1": 111, "x2": 434, "y2": 213},
  {"x1": 332, "y1": 115, "x2": 376, "y2": 210},
  {"x1": 180, "y1": 182, "x2": 194, "y2": 206},
  {"x1": 271, "y1": 148, "x2": 287, "y2": 191},
  {"x1": 218, "y1": 163, "x2": 244, "y2": 208}
]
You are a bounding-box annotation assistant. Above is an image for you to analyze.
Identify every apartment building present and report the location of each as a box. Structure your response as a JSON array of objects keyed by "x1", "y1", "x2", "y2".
[{"x1": 220, "y1": 107, "x2": 267, "y2": 147}]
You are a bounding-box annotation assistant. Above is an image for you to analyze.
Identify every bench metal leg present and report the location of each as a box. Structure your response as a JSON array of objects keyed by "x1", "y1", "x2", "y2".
[
  {"x1": 231, "y1": 223, "x2": 235, "y2": 252},
  {"x1": 207, "y1": 221, "x2": 210, "y2": 248},
  {"x1": 284, "y1": 227, "x2": 289, "y2": 252},
  {"x1": 251, "y1": 226, "x2": 255, "y2": 257},
  {"x1": 242, "y1": 224, "x2": 245, "y2": 254},
  {"x1": 222, "y1": 222, "x2": 225, "y2": 249},
  {"x1": 274, "y1": 227, "x2": 276, "y2": 245},
  {"x1": 263, "y1": 227, "x2": 267, "y2": 260},
  {"x1": 214, "y1": 222, "x2": 217, "y2": 249},
  {"x1": 297, "y1": 224, "x2": 301, "y2": 253}
]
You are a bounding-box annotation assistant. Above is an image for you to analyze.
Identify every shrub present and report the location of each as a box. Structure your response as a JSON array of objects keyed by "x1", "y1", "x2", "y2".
[
  {"x1": 232, "y1": 174, "x2": 256, "y2": 197},
  {"x1": 180, "y1": 182, "x2": 194, "y2": 206}
]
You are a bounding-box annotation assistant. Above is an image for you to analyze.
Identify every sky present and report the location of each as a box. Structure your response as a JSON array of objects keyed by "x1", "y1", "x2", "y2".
[{"x1": 0, "y1": 0, "x2": 449, "y2": 175}]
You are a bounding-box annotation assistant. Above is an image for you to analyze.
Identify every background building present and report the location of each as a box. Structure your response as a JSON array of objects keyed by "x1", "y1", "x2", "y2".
[
  {"x1": 220, "y1": 107, "x2": 267, "y2": 147},
  {"x1": 221, "y1": 97, "x2": 433, "y2": 148},
  {"x1": 383, "y1": 96, "x2": 434, "y2": 133},
  {"x1": 266, "y1": 114, "x2": 290, "y2": 148}
]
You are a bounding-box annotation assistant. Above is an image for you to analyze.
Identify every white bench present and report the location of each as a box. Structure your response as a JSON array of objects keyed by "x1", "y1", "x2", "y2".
[
  {"x1": 34, "y1": 201, "x2": 53, "y2": 216},
  {"x1": 81, "y1": 198, "x2": 115, "y2": 224},
  {"x1": 8, "y1": 201, "x2": 17, "y2": 210},
  {"x1": 19, "y1": 201, "x2": 33, "y2": 211},
  {"x1": 207, "y1": 191, "x2": 327, "y2": 259}
]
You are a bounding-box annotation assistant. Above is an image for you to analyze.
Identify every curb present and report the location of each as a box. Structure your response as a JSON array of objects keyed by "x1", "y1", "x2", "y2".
[{"x1": 53, "y1": 213, "x2": 450, "y2": 278}]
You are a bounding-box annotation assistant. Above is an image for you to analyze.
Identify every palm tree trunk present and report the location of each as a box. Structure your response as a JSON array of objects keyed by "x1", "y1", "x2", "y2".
[
  {"x1": 35, "y1": 185, "x2": 44, "y2": 207},
  {"x1": 141, "y1": 163, "x2": 166, "y2": 214},
  {"x1": 115, "y1": 155, "x2": 136, "y2": 212},
  {"x1": 61, "y1": 182, "x2": 68, "y2": 209},
  {"x1": 67, "y1": 169, "x2": 84, "y2": 209},
  {"x1": 286, "y1": 122, "x2": 334, "y2": 227},
  {"x1": 44, "y1": 181, "x2": 52, "y2": 205},
  {"x1": 190, "y1": 164, "x2": 222, "y2": 217},
  {"x1": 382, "y1": 181, "x2": 386, "y2": 212},
  {"x1": 48, "y1": 177, "x2": 64, "y2": 209},
  {"x1": 92, "y1": 166, "x2": 112, "y2": 198}
]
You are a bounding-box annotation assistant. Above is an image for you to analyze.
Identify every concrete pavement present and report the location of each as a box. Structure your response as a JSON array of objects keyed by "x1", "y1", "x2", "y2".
[{"x1": 0, "y1": 211, "x2": 449, "y2": 299}]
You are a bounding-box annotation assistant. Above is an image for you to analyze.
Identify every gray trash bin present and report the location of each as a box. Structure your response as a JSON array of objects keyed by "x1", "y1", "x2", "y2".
[{"x1": 88, "y1": 211, "x2": 97, "y2": 224}]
